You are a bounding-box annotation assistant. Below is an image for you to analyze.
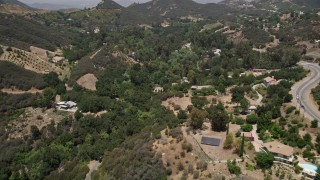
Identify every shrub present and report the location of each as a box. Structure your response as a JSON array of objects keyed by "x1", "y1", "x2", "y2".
[
  {"x1": 36, "y1": 115, "x2": 43, "y2": 120},
  {"x1": 182, "y1": 142, "x2": 193, "y2": 152},
  {"x1": 311, "y1": 120, "x2": 318, "y2": 128},
  {"x1": 235, "y1": 130, "x2": 241, "y2": 137},
  {"x1": 246, "y1": 114, "x2": 259, "y2": 124},
  {"x1": 180, "y1": 151, "x2": 186, "y2": 158},
  {"x1": 196, "y1": 161, "x2": 208, "y2": 171},
  {"x1": 241, "y1": 124, "x2": 253, "y2": 132},
  {"x1": 286, "y1": 106, "x2": 296, "y2": 114},
  {"x1": 30, "y1": 125, "x2": 41, "y2": 139},
  {"x1": 193, "y1": 171, "x2": 200, "y2": 179},
  {"x1": 188, "y1": 165, "x2": 194, "y2": 174},
  {"x1": 255, "y1": 152, "x2": 274, "y2": 169},
  {"x1": 177, "y1": 162, "x2": 184, "y2": 171},
  {"x1": 177, "y1": 110, "x2": 188, "y2": 120},
  {"x1": 227, "y1": 160, "x2": 241, "y2": 175},
  {"x1": 235, "y1": 117, "x2": 245, "y2": 125},
  {"x1": 224, "y1": 133, "x2": 234, "y2": 149}
]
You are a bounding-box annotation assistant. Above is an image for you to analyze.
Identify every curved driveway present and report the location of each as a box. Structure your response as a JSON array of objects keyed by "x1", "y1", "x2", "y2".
[{"x1": 293, "y1": 62, "x2": 320, "y2": 120}]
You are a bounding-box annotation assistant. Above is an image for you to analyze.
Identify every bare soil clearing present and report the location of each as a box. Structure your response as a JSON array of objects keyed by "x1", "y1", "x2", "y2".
[
  {"x1": 1, "y1": 87, "x2": 42, "y2": 94},
  {"x1": 6, "y1": 107, "x2": 69, "y2": 139},
  {"x1": 76, "y1": 73, "x2": 98, "y2": 91}
]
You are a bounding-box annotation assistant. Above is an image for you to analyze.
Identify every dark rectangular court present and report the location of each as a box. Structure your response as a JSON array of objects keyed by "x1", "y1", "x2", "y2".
[{"x1": 201, "y1": 136, "x2": 221, "y2": 146}]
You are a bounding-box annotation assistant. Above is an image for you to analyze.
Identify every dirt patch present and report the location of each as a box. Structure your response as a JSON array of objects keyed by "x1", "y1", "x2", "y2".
[
  {"x1": 30, "y1": 46, "x2": 55, "y2": 60},
  {"x1": 1, "y1": 87, "x2": 42, "y2": 94},
  {"x1": 162, "y1": 96, "x2": 192, "y2": 113},
  {"x1": 6, "y1": 107, "x2": 69, "y2": 139},
  {"x1": 76, "y1": 73, "x2": 98, "y2": 91},
  {"x1": 85, "y1": 160, "x2": 101, "y2": 180}
]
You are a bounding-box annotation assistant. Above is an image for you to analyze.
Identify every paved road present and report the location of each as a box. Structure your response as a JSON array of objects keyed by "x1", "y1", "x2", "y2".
[{"x1": 293, "y1": 62, "x2": 320, "y2": 120}]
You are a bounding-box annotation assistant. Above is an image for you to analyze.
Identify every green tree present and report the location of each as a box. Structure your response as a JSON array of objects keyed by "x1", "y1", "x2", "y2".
[
  {"x1": 177, "y1": 110, "x2": 188, "y2": 121},
  {"x1": 255, "y1": 152, "x2": 274, "y2": 169},
  {"x1": 257, "y1": 112, "x2": 272, "y2": 132},
  {"x1": 231, "y1": 86, "x2": 245, "y2": 104},
  {"x1": 44, "y1": 72, "x2": 60, "y2": 87},
  {"x1": 74, "y1": 110, "x2": 83, "y2": 120},
  {"x1": 240, "y1": 134, "x2": 245, "y2": 157},
  {"x1": 190, "y1": 108, "x2": 207, "y2": 129},
  {"x1": 315, "y1": 166, "x2": 320, "y2": 180},
  {"x1": 30, "y1": 125, "x2": 41, "y2": 139},
  {"x1": 207, "y1": 102, "x2": 229, "y2": 132},
  {"x1": 311, "y1": 120, "x2": 318, "y2": 128},
  {"x1": 241, "y1": 124, "x2": 253, "y2": 132},
  {"x1": 246, "y1": 114, "x2": 259, "y2": 124},
  {"x1": 227, "y1": 160, "x2": 241, "y2": 175},
  {"x1": 240, "y1": 99, "x2": 249, "y2": 113},
  {"x1": 191, "y1": 96, "x2": 208, "y2": 109}
]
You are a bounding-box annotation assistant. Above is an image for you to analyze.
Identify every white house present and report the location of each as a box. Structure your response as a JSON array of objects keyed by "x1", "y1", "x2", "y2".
[
  {"x1": 248, "y1": 106, "x2": 257, "y2": 114},
  {"x1": 56, "y1": 101, "x2": 77, "y2": 110},
  {"x1": 153, "y1": 86, "x2": 164, "y2": 93},
  {"x1": 213, "y1": 48, "x2": 222, "y2": 56}
]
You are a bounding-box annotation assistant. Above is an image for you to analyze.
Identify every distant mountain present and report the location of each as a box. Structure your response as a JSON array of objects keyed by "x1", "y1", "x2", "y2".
[
  {"x1": 97, "y1": 0, "x2": 123, "y2": 9},
  {"x1": 292, "y1": 0, "x2": 320, "y2": 8},
  {"x1": 0, "y1": 0, "x2": 32, "y2": 9},
  {"x1": 252, "y1": 0, "x2": 320, "y2": 10},
  {"x1": 0, "y1": 0, "x2": 34, "y2": 14},
  {"x1": 220, "y1": 0, "x2": 248, "y2": 5},
  {"x1": 27, "y1": 3, "x2": 74, "y2": 10},
  {"x1": 127, "y1": 0, "x2": 232, "y2": 21}
]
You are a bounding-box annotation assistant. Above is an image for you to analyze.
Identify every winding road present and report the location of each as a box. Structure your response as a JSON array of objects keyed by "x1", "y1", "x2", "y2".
[{"x1": 292, "y1": 62, "x2": 320, "y2": 120}]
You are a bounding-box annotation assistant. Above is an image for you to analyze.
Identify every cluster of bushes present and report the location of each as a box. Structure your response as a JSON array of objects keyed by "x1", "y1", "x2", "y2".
[
  {"x1": 0, "y1": 61, "x2": 47, "y2": 90},
  {"x1": 0, "y1": 92, "x2": 38, "y2": 112}
]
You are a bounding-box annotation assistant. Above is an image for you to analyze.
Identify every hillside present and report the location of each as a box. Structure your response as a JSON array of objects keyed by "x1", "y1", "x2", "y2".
[
  {"x1": 252, "y1": 0, "x2": 320, "y2": 11},
  {"x1": 0, "y1": 61, "x2": 46, "y2": 91},
  {"x1": 96, "y1": 0, "x2": 123, "y2": 10},
  {"x1": 127, "y1": 0, "x2": 233, "y2": 22},
  {"x1": 0, "y1": 0, "x2": 34, "y2": 14},
  {"x1": 0, "y1": 14, "x2": 77, "y2": 51},
  {"x1": 293, "y1": 0, "x2": 320, "y2": 8}
]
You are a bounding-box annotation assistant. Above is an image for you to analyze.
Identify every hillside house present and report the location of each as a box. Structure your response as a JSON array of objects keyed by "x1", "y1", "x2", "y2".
[
  {"x1": 56, "y1": 101, "x2": 77, "y2": 110},
  {"x1": 153, "y1": 86, "x2": 164, "y2": 93},
  {"x1": 248, "y1": 106, "x2": 257, "y2": 114},
  {"x1": 263, "y1": 76, "x2": 278, "y2": 87},
  {"x1": 161, "y1": 20, "x2": 170, "y2": 28},
  {"x1": 260, "y1": 141, "x2": 295, "y2": 164},
  {"x1": 52, "y1": 56, "x2": 65, "y2": 63},
  {"x1": 208, "y1": 48, "x2": 222, "y2": 56},
  {"x1": 253, "y1": 69, "x2": 267, "y2": 77},
  {"x1": 191, "y1": 85, "x2": 212, "y2": 90},
  {"x1": 181, "y1": 77, "x2": 190, "y2": 84}
]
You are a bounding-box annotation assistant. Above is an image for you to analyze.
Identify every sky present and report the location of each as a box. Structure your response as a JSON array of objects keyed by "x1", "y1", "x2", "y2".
[{"x1": 19, "y1": 0, "x2": 223, "y2": 8}]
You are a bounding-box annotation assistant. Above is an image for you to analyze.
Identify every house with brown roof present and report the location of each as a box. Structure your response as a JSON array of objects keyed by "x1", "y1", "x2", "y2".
[
  {"x1": 263, "y1": 76, "x2": 278, "y2": 87},
  {"x1": 260, "y1": 141, "x2": 295, "y2": 164}
]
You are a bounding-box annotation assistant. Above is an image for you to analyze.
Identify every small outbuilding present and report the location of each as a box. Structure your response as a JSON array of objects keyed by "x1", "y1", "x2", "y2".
[{"x1": 248, "y1": 106, "x2": 257, "y2": 114}]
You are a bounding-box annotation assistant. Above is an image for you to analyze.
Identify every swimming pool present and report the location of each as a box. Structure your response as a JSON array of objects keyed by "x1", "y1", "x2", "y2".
[{"x1": 299, "y1": 163, "x2": 318, "y2": 172}]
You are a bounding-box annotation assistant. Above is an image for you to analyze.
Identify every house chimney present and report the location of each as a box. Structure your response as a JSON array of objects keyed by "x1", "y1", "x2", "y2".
[{"x1": 272, "y1": 76, "x2": 274, "y2": 79}]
